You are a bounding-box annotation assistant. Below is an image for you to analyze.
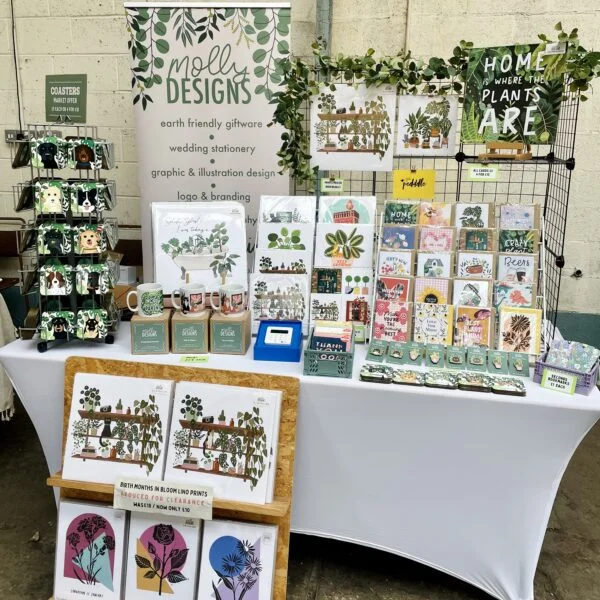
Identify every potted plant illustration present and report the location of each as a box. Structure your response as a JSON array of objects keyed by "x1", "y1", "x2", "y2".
[
  {"x1": 405, "y1": 108, "x2": 428, "y2": 148},
  {"x1": 403, "y1": 134, "x2": 409, "y2": 148},
  {"x1": 259, "y1": 256, "x2": 273, "y2": 272},
  {"x1": 345, "y1": 274, "x2": 353, "y2": 293},
  {"x1": 180, "y1": 394, "x2": 203, "y2": 422},
  {"x1": 267, "y1": 227, "x2": 306, "y2": 250},
  {"x1": 349, "y1": 101, "x2": 356, "y2": 114},
  {"x1": 78, "y1": 385, "x2": 101, "y2": 414},
  {"x1": 317, "y1": 92, "x2": 336, "y2": 115},
  {"x1": 115, "y1": 399, "x2": 123, "y2": 414},
  {"x1": 133, "y1": 395, "x2": 164, "y2": 475},
  {"x1": 362, "y1": 275, "x2": 370, "y2": 294},
  {"x1": 324, "y1": 228, "x2": 365, "y2": 262},
  {"x1": 218, "y1": 409, "x2": 226, "y2": 425},
  {"x1": 440, "y1": 117, "x2": 453, "y2": 148},
  {"x1": 353, "y1": 275, "x2": 362, "y2": 293}
]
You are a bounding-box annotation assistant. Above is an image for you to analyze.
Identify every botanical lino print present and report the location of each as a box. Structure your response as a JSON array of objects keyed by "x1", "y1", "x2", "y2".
[{"x1": 498, "y1": 307, "x2": 542, "y2": 354}]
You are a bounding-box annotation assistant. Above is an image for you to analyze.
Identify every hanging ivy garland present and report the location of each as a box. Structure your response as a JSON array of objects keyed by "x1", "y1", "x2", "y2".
[{"x1": 269, "y1": 23, "x2": 600, "y2": 184}]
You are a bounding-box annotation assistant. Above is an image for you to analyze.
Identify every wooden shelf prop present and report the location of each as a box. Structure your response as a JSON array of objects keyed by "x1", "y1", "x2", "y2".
[{"x1": 56, "y1": 356, "x2": 300, "y2": 600}]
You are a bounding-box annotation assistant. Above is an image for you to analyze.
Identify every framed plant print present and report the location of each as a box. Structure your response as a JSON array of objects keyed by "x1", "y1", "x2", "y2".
[
  {"x1": 418, "y1": 201, "x2": 454, "y2": 226},
  {"x1": 380, "y1": 225, "x2": 417, "y2": 251},
  {"x1": 383, "y1": 200, "x2": 419, "y2": 225},
  {"x1": 375, "y1": 276, "x2": 411, "y2": 303},
  {"x1": 418, "y1": 226, "x2": 455, "y2": 252},
  {"x1": 318, "y1": 196, "x2": 376, "y2": 224},
  {"x1": 378, "y1": 250, "x2": 414, "y2": 276},
  {"x1": 453, "y1": 278, "x2": 492, "y2": 307},
  {"x1": 454, "y1": 202, "x2": 494, "y2": 228},
  {"x1": 499, "y1": 203, "x2": 540, "y2": 230},
  {"x1": 497, "y1": 253, "x2": 537, "y2": 285},
  {"x1": 416, "y1": 252, "x2": 453, "y2": 278},
  {"x1": 414, "y1": 277, "x2": 451, "y2": 304},
  {"x1": 413, "y1": 302, "x2": 454, "y2": 345},
  {"x1": 372, "y1": 300, "x2": 411, "y2": 342},
  {"x1": 498, "y1": 229, "x2": 539, "y2": 254},
  {"x1": 259, "y1": 195, "x2": 316, "y2": 224},
  {"x1": 456, "y1": 251, "x2": 495, "y2": 279},
  {"x1": 454, "y1": 306, "x2": 494, "y2": 348},
  {"x1": 458, "y1": 228, "x2": 495, "y2": 252},
  {"x1": 314, "y1": 223, "x2": 374, "y2": 268},
  {"x1": 498, "y1": 306, "x2": 543, "y2": 354}
]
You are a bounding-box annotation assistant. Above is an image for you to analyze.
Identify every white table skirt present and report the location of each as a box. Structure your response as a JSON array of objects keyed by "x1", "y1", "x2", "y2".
[{"x1": 1, "y1": 330, "x2": 598, "y2": 600}]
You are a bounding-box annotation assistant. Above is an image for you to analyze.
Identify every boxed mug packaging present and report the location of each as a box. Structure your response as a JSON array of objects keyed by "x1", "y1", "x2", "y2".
[
  {"x1": 131, "y1": 309, "x2": 171, "y2": 354},
  {"x1": 171, "y1": 308, "x2": 210, "y2": 354},
  {"x1": 210, "y1": 310, "x2": 251, "y2": 354}
]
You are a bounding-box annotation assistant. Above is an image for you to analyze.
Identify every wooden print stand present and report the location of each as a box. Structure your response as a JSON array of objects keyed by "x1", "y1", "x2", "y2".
[
  {"x1": 48, "y1": 356, "x2": 300, "y2": 600},
  {"x1": 478, "y1": 141, "x2": 533, "y2": 161}
]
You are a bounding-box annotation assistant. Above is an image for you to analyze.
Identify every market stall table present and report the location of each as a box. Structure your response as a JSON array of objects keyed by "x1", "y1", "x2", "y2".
[{"x1": 1, "y1": 330, "x2": 598, "y2": 600}]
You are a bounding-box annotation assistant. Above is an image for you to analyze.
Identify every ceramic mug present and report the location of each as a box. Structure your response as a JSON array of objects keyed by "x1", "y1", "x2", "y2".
[
  {"x1": 126, "y1": 283, "x2": 164, "y2": 317},
  {"x1": 172, "y1": 283, "x2": 206, "y2": 315},
  {"x1": 210, "y1": 284, "x2": 245, "y2": 315}
]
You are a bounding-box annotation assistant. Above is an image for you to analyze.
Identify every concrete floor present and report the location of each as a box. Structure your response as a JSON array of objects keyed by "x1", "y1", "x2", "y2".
[{"x1": 1, "y1": 397, "x2": 599, "y2": 600}]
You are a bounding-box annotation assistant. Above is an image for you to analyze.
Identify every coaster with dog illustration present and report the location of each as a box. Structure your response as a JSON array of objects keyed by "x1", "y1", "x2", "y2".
[
  {"x1": 39, "y1": 263, "x2": 73, "y2": 296},
  {"x1": 76, "y1": 309, "x2": 108, "y2": 340},
  {"x1": 75, "y1": 262, "x2": 113, "y2": 295},
  {"x1": 37, "y1": 223, "x2": 72, "y2": 256},
  {"x1": 67, "y1": 137, "x2": 104, "y2": 170},
  {"x1": 40, "y1": 310, "x2": 75, "y2": 341},
  {"x1": 75, "y1": 224, "x2": 106, "y2": 255},
  {"x1": 34, "y1": 180, "x2": 69, "y2": 214},
  {"x1": 70, "y1": 182, "x2": 106, "y2": 215},
  {"x1": 30, "y1": 136, "x2": 68, "y2": 170}
]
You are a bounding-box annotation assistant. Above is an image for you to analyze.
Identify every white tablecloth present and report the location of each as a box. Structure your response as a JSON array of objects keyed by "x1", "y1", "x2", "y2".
[{"x1": 1, "y1": 330, "x2": 598, "y2": 600}]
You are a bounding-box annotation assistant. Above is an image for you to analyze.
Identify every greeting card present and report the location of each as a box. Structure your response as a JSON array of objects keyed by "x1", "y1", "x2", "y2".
[
  {"x1": 454, "y1": 306, "x2": 494, "y2": 348},
  {"x1": 453, "y1": 278, "x2": 492, "y2": 307},
  {"x1": 341, "y1": 268, "x2": 373, "y2": 296},
  {"x1": 164, "y1": 381, "x2": 281, "y2": 504},
  {"x1": 311, "y1": 268, "x2": 342, "y2": 294},
  {"x1": 375, "y1": 276, "x2": 411, "y2": 303},
  {"x1": 494, "y1": 282, "x2": 535, "y2": 309},
  {"x1": 372, "y1": 300, "x2": 411, "y2": 342},
  {"x1": 378, "y1": 250, "x2": 414, "y2": 276},
  {"x1": 418, "y1": 226, "x2": 455, "y2": 252},
  {"x1": 497, "y1": 253, "x2": 537, "y2": 285},
  {"x1": 413, "y1": 303, "x2": 453, "y2": 345},
  {"x1": 314, "y1": 224, "x2": 374, "y2": 268},
  {"x1": 254, "y1": 249, "x2": 312, "y2": 274},
  {"x1": 259, "y1": 195, "x2": 316, "y2": 224},
  {"x1": 499, "y1": 204, "x2": 539, "y2": 230},
  {"x1": 310, "y1": 293, "x2": 343, "y2": 323},
  {"x1": 383, "y1": 200, "x2": 419, "y2": 225},
  {"x1": 318, "y1": 196, "x2": 376, "y2": 224},
  {"x1": 416, "y1": 252, "x2": 453, "y2": 278},
  {"x1": 458, "y1": 228, "x2": 495, "y2": 252},
  {"x1": 54, "y1": 500, "x2": 126, "y2": 600},
  {"x1": 257, "y1": 222, "x2": 314, "y2": 252},
  {"x1": 498, "y1": 229, "x2": 539, "y2": 254},
  {"x1": 62, "y1": 374, "x2": 174, "y2": 484},
  {"x1": 456, "y1": 252, "x2": 495, "y2": 279},
  {"x1": 498, "y1": 307, "x2": 542, "y2": 354},
  {"x1": 418, "y1": 202, "x2": 453, "y2": 226},
  {"x1": 380, "y1": 225, "x2": 416, "y2": 251},
  {"x1": 414, "y1": 277, "x2": 451, "y2": 304},
  {"x1": 197, "y1": 520, "x2": 278, "y2": 600},
  {"x1": 454, "y1": 202, "x2": 494, "y2": 228},
  {"x1": 125, "y1": 513, "x2": 201, "y2": 599}
]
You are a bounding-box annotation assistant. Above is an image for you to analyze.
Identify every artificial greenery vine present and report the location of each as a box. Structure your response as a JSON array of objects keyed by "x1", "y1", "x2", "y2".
[{"x1": 269, "y1": 23, "x2": 600, "y2": 184}]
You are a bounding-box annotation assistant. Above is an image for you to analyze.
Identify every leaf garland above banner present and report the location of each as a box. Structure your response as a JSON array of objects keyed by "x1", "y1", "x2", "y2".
[
  {"x1": 125, "y1": 5, "x2": 291, "y2": 109},
  {"x1": 269, "y1": 23, "x2": 600, "y2": 184}
]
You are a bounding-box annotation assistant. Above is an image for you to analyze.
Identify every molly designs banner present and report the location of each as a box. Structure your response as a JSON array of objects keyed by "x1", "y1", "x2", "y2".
[
  {"x1": 124, "y1": 2, "x2": 291, "y2": 279},
  {"x1": 462, "y1": 44, "x2": 563, "y2": 144}
]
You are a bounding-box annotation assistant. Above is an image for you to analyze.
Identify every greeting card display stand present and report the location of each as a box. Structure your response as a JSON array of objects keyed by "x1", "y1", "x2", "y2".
[{"x1": 48, "y1": 356, "x2": 300, "y2": 600}]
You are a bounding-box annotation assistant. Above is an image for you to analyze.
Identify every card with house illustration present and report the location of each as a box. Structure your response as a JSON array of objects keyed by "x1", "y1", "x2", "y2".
[
  {"x1": 418, "y1": 226, "x2": 455, "y2": 252},
  {"x1": 498, "y1": 307, "x2": 543, "y2": 355},
  {"x1": 380, "y1": 225, "x2": 417, "y2": 251},
  {"x1": 413, "y1": 302, "x2": 454, "y2": 345},
  {"x1": 164, "y1": 381, "x2": 281, "y2": 504},
  {"x1": 310, "y1": 293, "x2": 344, "y2": 323},
  {"x1": 372, "y1": 300, "x2": 411, "y2": 342},
  {"x1": 198, "y1": 520, "x2": 278, "y2": 600},
  {"x1": 497, "y1": 253, "x2": 537, "y2": 285},
  {"x1": 396, "y1": 95, "x2": 459, "y2": 156},
  {"x1": 314, "y1": 223, "x2": 374, "y2": 268},
  {"x1": 319, "y1": 196, "x2": 377, "y2": 224},
  {"x1": 378, "y1": 250, "x2": 414, "y2": 276},
  {"x1": 498, "y1": 229, "x2": 539, "y2": 254},
  {"x1": 453, "y1": 278, "x2": 492, "y2": 307},
  {"x1": 125, "y1": 512, "x2": 201, "y2": 600},
  {"x1": 54, "y1": 500, "x2": 126, "y2": 600},
  {"x1": 249, "y1": 273, "x2": 309, "y2": 335},
  {"x1": 383, "y1": 200, "x2": 419, "y2": 225},
  {"x1": 499, "y1": 204, "x2": 540, "y2": 230},
  {"x1": 414, "y1": 277, "x2": 451, "y2": 304},
  {"x1": 343, "y1": 293, "x2": 372, "y2": 327},
  {"x1": 418, "y1": 202, "x2": 454, "y2": 227},
  {"x1": 454, "y1": 202, "x2": 494, "y2": 228},
  {"x1": 454, "y1": 306, "x2": 494, "y2": 348},
  {"x1": 259, "y1": 195, "x2": 317, "y2": 224},
  {"x1": 152, "y1": 202, "x2": 248, "y2": 295},
  {"x1": 458, "y1": 228, "x2": 495, "y2": 252},
  {"x1": 416, "y1": 252, "x2": 453, "y2": 278},
  {"x1": 62, "y1": 374, "x2": 174, "y2": 485},
  {"x1": 310, "y1": 83, "x2": 397, "y2": 172},
  {"x1": 494, "y1": 282, "x2": 536, "y2": 309},
  {"x1": 256, "y1": 222, "x2": 314, "y2": 253},
  {"x1": 375, "y1": 276, "x2": 411, "y2": 303},
  {"x1": 254, "y1": 249, "x2": 312, "y2": 275},
  {"x1": 456, "y1": 251, "x2": 495, "y2": 279}
]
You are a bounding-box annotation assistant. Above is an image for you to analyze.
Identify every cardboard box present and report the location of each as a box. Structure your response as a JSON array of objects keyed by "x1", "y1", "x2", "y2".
[
  {"x1": 131, "y1": 309, "x2": 171, "y2": 354},
  {"x1": 171, "y1": 309, "x2": 210, "y2": 354},
  {"x1": 210, "y1": 310, "x2": 251, "y2": 355}
]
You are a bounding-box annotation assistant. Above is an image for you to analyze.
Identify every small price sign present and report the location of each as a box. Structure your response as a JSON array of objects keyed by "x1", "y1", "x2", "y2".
[
  {"x1": 468, "y1": 164, "x2": 499, "y2": 181},
  {"x1": 321, "y1": 178, "x2": 344, "y2": 193},
  {"x1": 179, "y1": 355, "x2": 209, "y2": 364},
  {"x1": 541, "y1": 368, "x2": 577, "y2": 395}
]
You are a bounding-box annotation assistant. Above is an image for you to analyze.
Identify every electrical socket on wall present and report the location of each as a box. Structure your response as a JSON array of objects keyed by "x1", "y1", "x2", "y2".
[{"x1": 4, "y1": 129, "x2": 62, "y2": 143}]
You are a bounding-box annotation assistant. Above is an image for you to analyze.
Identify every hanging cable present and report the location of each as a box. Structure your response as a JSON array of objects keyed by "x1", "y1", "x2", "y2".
[{"x1": 9, "y1": 0, "x2": 24, "y2": 133}]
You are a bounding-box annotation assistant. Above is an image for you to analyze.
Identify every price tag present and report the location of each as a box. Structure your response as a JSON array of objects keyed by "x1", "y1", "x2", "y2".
[
  {"x1": 180, "y1": 354, "x2": 209, "y2": 364},
  {"x1": 468, "y1": 164, "x2": 499, "y2": 181},
  {"x1": 114, "y1": 477, "x2": 213, "y2": 520},
  {"x1": 545, "y1": 42, "x2": 567, "y2": 55},
  {"x1": 393, "y1": 169, "x2": 435, "y2": 199},
  {"x1": 541, "y1": 368, "x2": 577, "y2": 395},
  {"x1": 321, "y1": 178, "x2": 344, "y2": 192}
]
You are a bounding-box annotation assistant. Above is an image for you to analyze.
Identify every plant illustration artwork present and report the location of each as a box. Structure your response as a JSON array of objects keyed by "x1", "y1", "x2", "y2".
[
  {"x1": 456, "y1": 252, "x2": 495, "y2": 279},
  {"x1": 325, "y1": 228, "x2": 364, "y2": 261},
  {"x1": 267, "y1": 226, "x2": 306, "y2": 250},
  {"x1": 383, "y1": 201, "x2": 419, "y2": 225},
  {"x1": 454, "y1": 203, "x2": 492, "y2": 228},
  {"x1": 453, "y1": 279, "x2": 491, "y2": 307},
  {"x1": 259, "y1": 196, "x2": 317, "y2": 225},
  {"x1": 498, "y1": 230, "x2": 538, "y2": 254},
  {"x1": 380, "y1": 226, "x2": 417, "y2": 251},
  {"x1": 499, "y1": 307, "x2": 542, "y2": 354},
  {"x1": 315, "y1": 224, "x2": 373, "y2": 269}
]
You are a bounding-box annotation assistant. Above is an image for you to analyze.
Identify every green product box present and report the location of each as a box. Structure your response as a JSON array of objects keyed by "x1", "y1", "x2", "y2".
[
  {"x1": 466, "y1": 347, "x2": 488, "y2": 372},
  {"x1": 131, "y1": 309, "x2": 171, "y2": 354},
  {"x1": 406, "y1": 342, "x2": 424, "y2": 365},
  {"x1": 171, "y1": 309, "x2": 209, "y2": 354},
  {"x1": 426, "y1": 344, "x2": 446, "y2": 368},
  {"x1": 446, "y1": 346, "x2": 467, "y2": 370},
  {"x1": 488, "y1": 350, "x2": 509, "y2": 375},
  {"x1": 210, "y1": 310, "x2": 251, "y2": 355}
]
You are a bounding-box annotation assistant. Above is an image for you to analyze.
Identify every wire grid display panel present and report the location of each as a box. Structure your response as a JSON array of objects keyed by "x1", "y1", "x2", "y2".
[{"x1": 292, "y1": 81, "x2": 579, "y2": 349}]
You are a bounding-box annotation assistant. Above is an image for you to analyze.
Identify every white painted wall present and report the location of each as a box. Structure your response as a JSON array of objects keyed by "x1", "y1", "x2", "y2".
[{"x1": 0, "y1": 0, "x2": 597, "y2": 312}]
